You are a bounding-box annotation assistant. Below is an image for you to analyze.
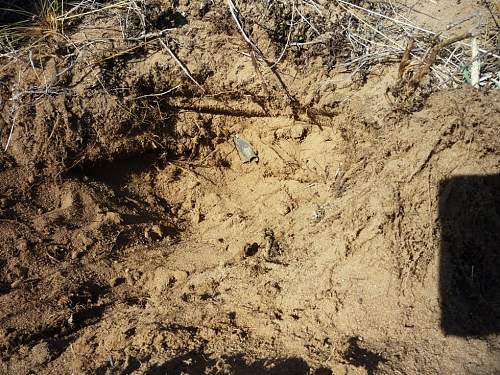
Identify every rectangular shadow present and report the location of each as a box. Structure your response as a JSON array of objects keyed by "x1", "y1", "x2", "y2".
[{"x1": 439, "y1": 174, "x2": 500, "y2": 336}]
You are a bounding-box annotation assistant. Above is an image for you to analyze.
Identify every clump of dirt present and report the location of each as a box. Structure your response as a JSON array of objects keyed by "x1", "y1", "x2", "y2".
[{"x1": 1, "y1": 1, "x2": 500, "y2": 374}]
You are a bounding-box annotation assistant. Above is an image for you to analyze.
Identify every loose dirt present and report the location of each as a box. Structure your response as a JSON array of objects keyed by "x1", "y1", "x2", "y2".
[{"x1": 1, "y1": 1, "x2": 499, "y2": 374}]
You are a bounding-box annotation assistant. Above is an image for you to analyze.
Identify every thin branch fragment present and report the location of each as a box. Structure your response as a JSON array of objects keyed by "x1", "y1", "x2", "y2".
[{"x1": 159, "y1": 39, "x2": 204, "y2": 91}]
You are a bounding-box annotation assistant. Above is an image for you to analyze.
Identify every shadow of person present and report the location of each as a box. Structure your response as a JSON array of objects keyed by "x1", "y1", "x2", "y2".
[{"x1": 439, "y1": 174, "x2": 500, "y2": 336}]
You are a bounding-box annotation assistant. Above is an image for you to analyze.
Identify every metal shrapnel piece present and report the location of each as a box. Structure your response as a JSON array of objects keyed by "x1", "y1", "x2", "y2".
[{"x1": 233, "y1": 134, "x2": 258, "y2": 163}]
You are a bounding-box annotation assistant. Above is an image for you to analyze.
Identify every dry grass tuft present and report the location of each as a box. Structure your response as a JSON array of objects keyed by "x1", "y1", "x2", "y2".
[{"x1": 0, "y1": 0, "x2": 129, "y2": 56}]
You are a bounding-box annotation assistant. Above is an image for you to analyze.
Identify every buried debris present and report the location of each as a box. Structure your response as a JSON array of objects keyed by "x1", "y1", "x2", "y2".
[{"x1": 234, "y1": 134, "x2": 259, "y2": 163}]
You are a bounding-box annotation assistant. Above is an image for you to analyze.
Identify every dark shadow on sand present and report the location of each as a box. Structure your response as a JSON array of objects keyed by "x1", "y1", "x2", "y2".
[{"x1": 439, "y1": 174, "x2": 500, "y2": 336}]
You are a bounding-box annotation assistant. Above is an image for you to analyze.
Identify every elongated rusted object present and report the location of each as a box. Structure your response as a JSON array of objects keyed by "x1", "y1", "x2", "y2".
[{"x1": 233, "y1": 134, "x2": 258, "y2": 163}]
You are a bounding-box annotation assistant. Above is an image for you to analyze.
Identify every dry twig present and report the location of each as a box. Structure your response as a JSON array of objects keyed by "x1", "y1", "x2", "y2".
[{"x1": 159, "y1": 39, "x2": 204, "y2": 91}]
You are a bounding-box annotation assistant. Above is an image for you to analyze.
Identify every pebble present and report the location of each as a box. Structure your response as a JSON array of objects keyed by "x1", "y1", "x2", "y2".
[
  {"x1": 277, "y1": 202, "x2": 291, "y2": 216},
  {"x1": 0, "y1": 198, "x2": 8, "y2": 208},
  {"x1": 290, "y1": 125, "x2": 307, "y2": 140},
  {"x1": 144, "y1": 225, "x2": 164, "y2": 241},
  {"x1": 10, "y1": 279, "x2": 22, "y2": 288},
  {"x1": 16, "y1": 239, "x2": 28, "y2": 253}
]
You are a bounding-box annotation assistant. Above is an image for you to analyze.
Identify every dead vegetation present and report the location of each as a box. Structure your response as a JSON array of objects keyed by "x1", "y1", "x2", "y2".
[{"x1": 0, "y1": 0, "x2": 497, "y2": 175}]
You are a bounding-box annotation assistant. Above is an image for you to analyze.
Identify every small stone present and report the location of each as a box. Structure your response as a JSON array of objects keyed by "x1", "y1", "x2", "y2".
[
  {"x1": 103, "y1": 211, "x2": 123, "y2": 225},
  {"x1": 0, "y1": 198, "x2": 8, "y2": 208},
  {"x1": 191, "y1": 210, "x2": 202, "y2": 224},
  {"x1": 144, "y1": 225, "x2": 164, "y2": 241},
  {"x1": 76, "y1": 233, "x2": 94, "y2": 250},
  {"x1": 311, "y1": 207, "x2": 325, "y2": 223},
  {"x1": 277, "y1": 202, "x2": 291, "y2": 216},
  {"x1": 290, "y1": 125, "x2": 307, "y2": 140},
  {"x1": 10, "y1": 279, "x2": 22, "y2": 288},
  {"x1": 16, "y1": 239, "x2": 28, "y2": 252}
]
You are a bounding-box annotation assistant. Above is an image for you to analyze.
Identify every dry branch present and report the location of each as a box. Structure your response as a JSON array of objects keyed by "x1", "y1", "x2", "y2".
[{"x1": 159, "y1": 39, "x2": 204, "y2": 91}]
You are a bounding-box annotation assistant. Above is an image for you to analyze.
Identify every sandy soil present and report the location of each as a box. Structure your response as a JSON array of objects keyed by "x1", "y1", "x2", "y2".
[{"x1": 0, "y1": 0, "x2": 499, "y2": 374}]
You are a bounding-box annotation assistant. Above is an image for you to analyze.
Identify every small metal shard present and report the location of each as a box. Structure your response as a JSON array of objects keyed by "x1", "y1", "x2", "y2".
[{"x1": 233, "y1": 134, "x2": 258, "y2": 163}]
